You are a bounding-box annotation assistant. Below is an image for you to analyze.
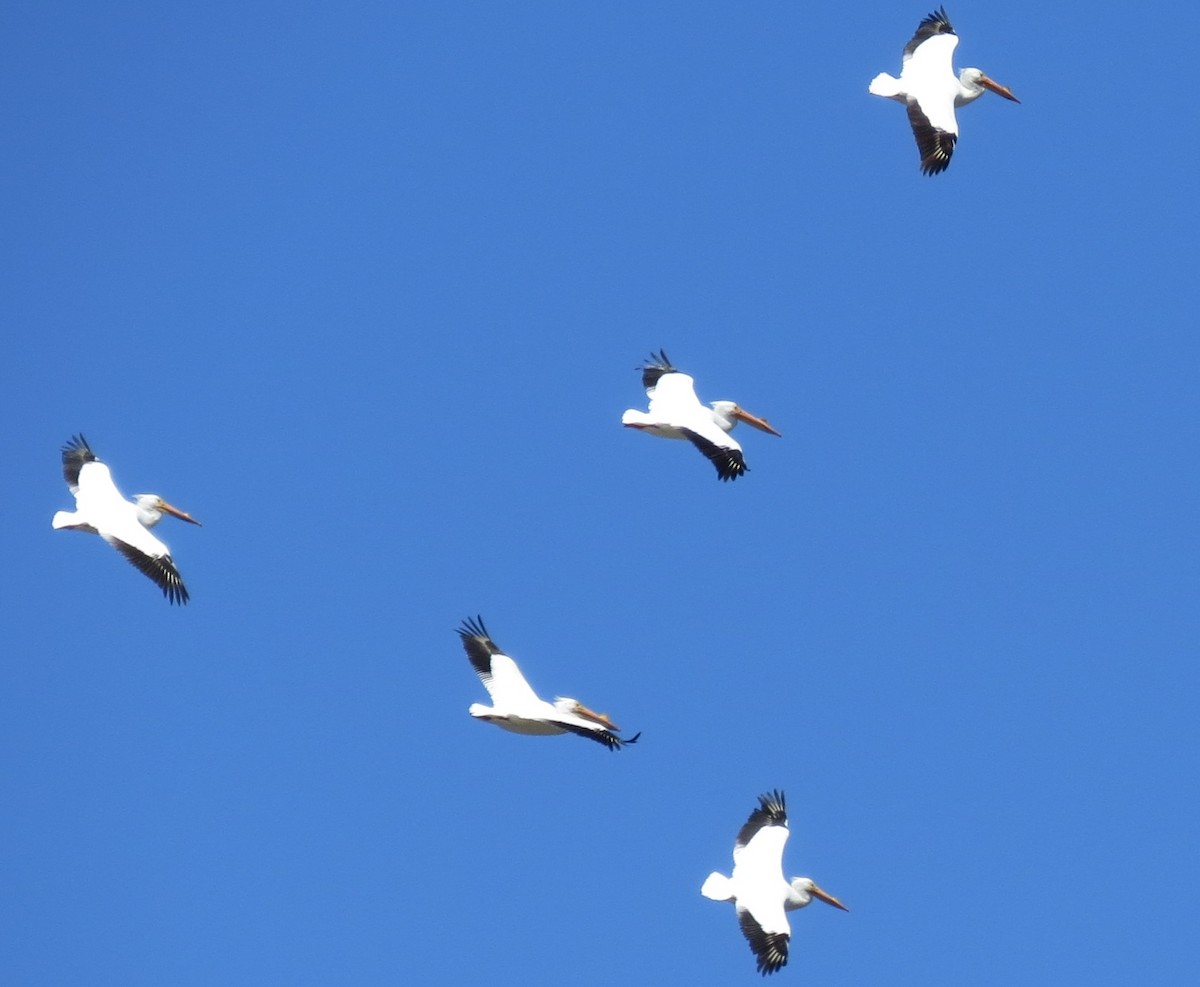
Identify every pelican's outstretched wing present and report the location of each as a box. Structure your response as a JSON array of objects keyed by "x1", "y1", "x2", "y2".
[
  {"x1": 906, "y1": 94, "x2": 959, "y2": 175},
  {"x1": 737, "y1": 906, "x2": 790, "y2": 976},
  {"x1": 456, "y1": 617, "x2": 543, "y2": 707},
  {"x1": 106, "y1": 537, "x2": 190, "y2": 605}
]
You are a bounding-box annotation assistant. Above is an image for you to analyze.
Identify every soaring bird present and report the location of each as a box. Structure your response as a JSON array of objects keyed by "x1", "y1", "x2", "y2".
[
  {"x1": 621, "y1": 350, "x2": 781, "y2": 481},
  {"x1": 869, "y1": 6, "x2": 1019, "y2": 175},
  {"x1": 456, "y1": 616, "x2": 639, "y2": 750},
  {"x1": 52, "y1": 435, "x2": 201, "y2": 604},
  {"x1": 701, "y1": 790, "x2": 847, "y2": 975}
]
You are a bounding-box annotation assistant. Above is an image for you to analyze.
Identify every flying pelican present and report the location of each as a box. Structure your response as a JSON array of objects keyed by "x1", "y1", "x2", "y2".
[
  {"x1": 701, "y1": 790, "x2": 847, "y2": 976},
  {"x1": 456, "y1": 616, "x2": 640, "y2": 751},
  {"x1": 621, "y1": 350, "x2": 781, "y2": 481},
  {"x1": 51, "y1": 435, "x2": 201, "y2": 605},
  {"x1": 869, "y1": 6, "x2": 1019, "y2": 175}
]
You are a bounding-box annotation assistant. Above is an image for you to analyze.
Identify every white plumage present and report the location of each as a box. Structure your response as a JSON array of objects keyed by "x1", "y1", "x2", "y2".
[
  {"x1": 622, "y1": 350, "x2": 781, "y2": 481},
  {"x1": 702, "y1": 790, "x2": 847, "y2": 975},
  {"x1": 52, "y1": 435, "x2": 201, "y2": 604},
  {"x1": 869, "y1": 6, "x2": 1019, "y2": 174},
  {"x1": 456, "y1": 616, "x2": 639, "y2": 750}
]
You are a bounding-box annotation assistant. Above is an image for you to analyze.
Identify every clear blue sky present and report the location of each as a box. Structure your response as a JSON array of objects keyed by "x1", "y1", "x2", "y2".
[{"x1": 3, "y1": 2, "x2": 1197, "y2": 983}]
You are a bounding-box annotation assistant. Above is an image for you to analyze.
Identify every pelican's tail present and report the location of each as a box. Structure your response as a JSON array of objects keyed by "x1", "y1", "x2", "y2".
[
  {"x1": 700, "y1": 871, "x2": 735, "y2": 902},
  {"x1": 621, "y1": 409, "x2": 649, "y2": 427},
  {"x1": 52, "y1": 510, "x2": 94, "y2": 532},
  {"x1": 868, "y1": 72, "x2": 904, "y2": 99}
]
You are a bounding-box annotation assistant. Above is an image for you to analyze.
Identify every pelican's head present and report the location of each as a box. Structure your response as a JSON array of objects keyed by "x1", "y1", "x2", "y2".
[
  {"x1": 790, "y1": 877, "x2": 849, "y2": 912},
  {"x1": 554, "y1": 697, "x2": 620, "y2": 731},
  {"x1": 961, "y1": 67, "x2": 1020, "y2": 103},
  {"x1": 710, "y1": 401, "x2": 783, "y2": 437},
  {"x1": 133, "y1": 494, "x2": 202, "y2": 529}
]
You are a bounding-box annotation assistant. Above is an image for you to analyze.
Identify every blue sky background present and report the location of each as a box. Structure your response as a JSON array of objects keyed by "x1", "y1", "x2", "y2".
[{"x1": 3, "y1": 2, "x2": 1197, "y2": 983}]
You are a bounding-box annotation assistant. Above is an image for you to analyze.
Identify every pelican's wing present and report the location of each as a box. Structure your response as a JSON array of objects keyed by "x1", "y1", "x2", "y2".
[
  {"x1": 730, "y1": 791, "x2": 793, "y2": 974},
  {"x1": 902, "y1": 6, "x2": 955, "y2": 62},
  {"x1": 906, "y1": 100, "x2": 958, "y2": 174},
  {"x1": 900, "y1": 13, "x2": 961, "y2": 176},
  {"x1": 456, "y1": 617, "x2": 543, "y2": 707},
  {"x1": 68, "y1": 450, "x2": 130, "y2": 520},
  {"x1": 62, "y1": 435, "x2": 128, "y2": 514},
  {"x1": 736, "y1": 906, "x2": 791, "y2": 976},
  {"x1": 104, "y1": 536, "x2": 190, "y2": 605},
  {"x1": 733, "y1": 790, "x2": 789, "y2": 866},
  {"x1": 679, "y1": 428, "x2": 747, "y2": 481},
  {"x1": 61, "y1": 435, "x2": 99, "y2": 494},
  {"x1": 555, "y1": 718, "x2": 640, "y2": 751}
]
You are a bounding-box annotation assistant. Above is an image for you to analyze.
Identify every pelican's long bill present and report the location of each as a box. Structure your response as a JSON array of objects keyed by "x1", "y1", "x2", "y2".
[
  {"x1": 158, "y1": 500, "x2": 203, "y2": 526},
  {"x1": 731, "y1": 407, "x2": 782, "y2": 437},
  {"x1": 978, "y1": 74, "x2": 1020, "y2": 102},
  {"x1": 569, "y1": 701, "x2": 621, "y2": 732},
  {"x1": 808, "y1": 883, "x2": 850, "y2": 912}
]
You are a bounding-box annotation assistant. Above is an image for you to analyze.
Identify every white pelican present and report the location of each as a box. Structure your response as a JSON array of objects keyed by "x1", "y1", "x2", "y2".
[
  {"x1": 456, "y1": 616, "x2": 640, "y2": 751},
  {"x1": 621, "y1": 350, "x2": 781, "y2": 481},
  {"x1": 869, "y1": 6, "x2": 1019, "y2": 175},
  {"x1": 701, "y1": 790, "x2": 847, "y2": 976},
  {"x1": 52, "y1": 435, "x2": 201, "y2": 605}
]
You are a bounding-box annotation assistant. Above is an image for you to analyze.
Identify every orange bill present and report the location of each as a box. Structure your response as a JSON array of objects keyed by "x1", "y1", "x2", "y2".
[
  {"x1": 732, "y1": 407, "x2": 782, "y2": 437},
  {"x1": 574, "y1": 703, "x2": 620, "y2": 732},
  {"x1": 159, "y1": 500, "x2": 202, "y2": 526},
  {"x1": 980, "y1": 74, "x2": 1020, "y2": 103},
  {"x1": 810, "y1": 883, "x2": 850, "y2": 911}
]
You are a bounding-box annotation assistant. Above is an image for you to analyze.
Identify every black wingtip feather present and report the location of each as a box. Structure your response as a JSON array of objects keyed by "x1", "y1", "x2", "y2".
[
  {"x1": 914, "y1": 6, "x2": 954, "y2": 39},
  {"x1": 456, "y1": 614, "x2": 493, "y2": 643},
  {"x1": 61, "y1": 434, "x2": 98, "y2": 488},
  {"x1": 757, "y1": 789, "x2": 787, "y2": 820},
  {"x1": 903, "y1": 6, "x2": 955, "y2": 58},
  {"x1": 639, "y1": 349, "x2": 678, "y2": 390},
  {"x1": 61, "y1": 433, "x2": 94, "y2": 458},
  {"x1": 735, "y1": 789, "x2": 788, "y2": 848}
]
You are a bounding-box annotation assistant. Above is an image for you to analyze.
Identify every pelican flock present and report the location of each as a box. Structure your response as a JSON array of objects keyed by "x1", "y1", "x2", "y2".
[
  {"x1": 52, "y1": 435, "x2": 201, "y2": 605},
  {"x1": 456, "y1": 616, "x2": 640, "y2": 750},
  {"x1": 869, "y1": 6, "x2": 1019, "y2": 174},
  {"x1": 702, "y1": 790, "x2": 848, "y2": 975},
  {"x1": 33, "y1": 5, "x2": 1044, "y2": 975},
  {"x1": 622, "y1": 349, "x2": 781, "y2": 481}
]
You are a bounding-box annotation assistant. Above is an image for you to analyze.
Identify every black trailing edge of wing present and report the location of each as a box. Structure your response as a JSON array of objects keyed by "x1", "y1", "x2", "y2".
[
  {"x1": 110, "y1": 539, "x2": 190, "y2": 605},
  {"x1": 680, "y1": 429, "x2": 748, "y2": 481},
  {"x1": 906, "y1": 103, "x2": 957, "y2": 175},
  {"x1": 738, "y1": 910, "x2": 790, "y2": 976}
]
